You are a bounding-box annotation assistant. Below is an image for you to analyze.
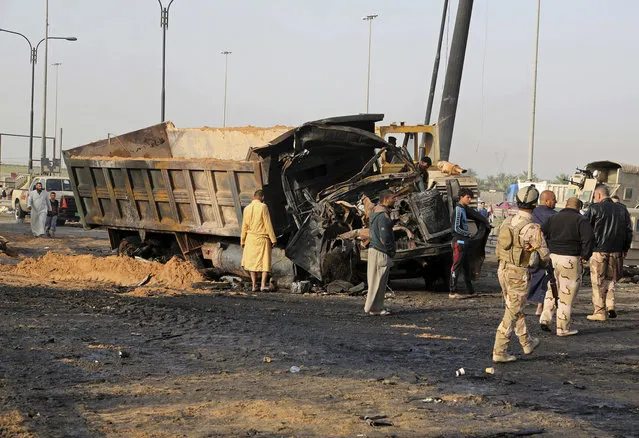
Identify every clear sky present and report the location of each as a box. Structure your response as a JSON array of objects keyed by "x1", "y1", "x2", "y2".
[{"x1": 1, "y1": 0, "x2": 637, "y2": 178}]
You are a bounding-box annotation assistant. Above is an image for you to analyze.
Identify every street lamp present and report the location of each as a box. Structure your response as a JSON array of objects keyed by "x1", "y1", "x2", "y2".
[
  {"x1": 528, "y1": 0, "x2": 541, "y2": 180},
  {"x1": 51, "y1": 62, "x2": 62, "y2": 172},
  {"x1": 158, "y1": 0, "x2": 176, "y2": 122},
  {"x1": 221, "y1": 51, "x2": 232, "y2": 128},
  {"x1": 362, "y1": 14, "x2": 378, "y2": 113},
  {"x1": 0, "y1": 28, "x2": 76, "y2": 173}
]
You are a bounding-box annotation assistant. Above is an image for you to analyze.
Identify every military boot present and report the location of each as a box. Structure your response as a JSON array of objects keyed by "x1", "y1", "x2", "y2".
[
  {"x1": 493, "y1": 353, "x2": 517, "y2": 363},
  {"x1": 523, "y1": 337, "x2": 540, "y2": 355},
  {"x1": 587, "y1": 314, "x2": 606, "y2": 321}
]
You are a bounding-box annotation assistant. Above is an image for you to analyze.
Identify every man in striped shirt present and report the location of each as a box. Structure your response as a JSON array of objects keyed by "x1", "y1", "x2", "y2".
[{"x1": 449, "y1": 188, "x2": 475, "y2": 298}]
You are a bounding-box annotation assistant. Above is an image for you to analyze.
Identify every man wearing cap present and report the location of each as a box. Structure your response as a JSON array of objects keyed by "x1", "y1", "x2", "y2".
[
  {"x1": 492, "y1": 185, "x2": 549, "y2": 363},
  {"x1": 585, "y1": 184, "x2": 633, "y2": 321},
  {"x1": 539, "y1": 197, "x2": 594, "y2": 336}
]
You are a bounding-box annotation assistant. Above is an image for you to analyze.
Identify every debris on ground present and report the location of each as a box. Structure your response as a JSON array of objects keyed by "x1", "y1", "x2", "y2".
[
  {"x1": 326, "y1": 280, "x2": 354, "y2": 294},
  {"x1": 348, "y1": 282, "x2": 366, "y2": 295},
  {"x1": 422, "y1": 397, "x2": 443, "y2": 404},
  {"x1": 361, "y1": 415, "x2": 393, "y2": 427},
  {"x1": 136, "y1": 274, "x2": 152, "y2": 286},
  {"x1": 0, "y1": 235, "x2": 19, "y2": 258},
  {"x1": 290, "y1": 280, "x2": 312, "y2": 294},
  {"x1": 191, "y1": 281, "x2": 232, "y2": 290}
]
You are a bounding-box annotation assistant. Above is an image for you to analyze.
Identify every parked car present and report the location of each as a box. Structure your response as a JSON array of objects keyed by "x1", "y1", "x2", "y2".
[{"x1": 12, "y1": 175, "x2": 79, "y2": 225}]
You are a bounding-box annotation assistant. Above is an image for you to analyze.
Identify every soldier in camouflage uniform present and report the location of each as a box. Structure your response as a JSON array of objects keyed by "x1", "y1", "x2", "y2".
[{"x1": 492, "y1": 186, "x2": 550, "y2": 363}]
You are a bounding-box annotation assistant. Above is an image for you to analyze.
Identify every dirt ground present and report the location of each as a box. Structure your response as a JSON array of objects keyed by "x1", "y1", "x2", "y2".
[{"x1": 0, "y1": 221, "x2": 638, "y2": 437}]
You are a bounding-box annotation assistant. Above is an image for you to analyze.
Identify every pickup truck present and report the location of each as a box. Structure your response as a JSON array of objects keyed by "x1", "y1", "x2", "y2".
[{"x1": 12, "y1": 175, "x2": 79, "y2": 225}]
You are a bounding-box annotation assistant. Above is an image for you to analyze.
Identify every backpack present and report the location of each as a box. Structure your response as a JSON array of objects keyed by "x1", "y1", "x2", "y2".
[{"x1": 497, "y1": 216, "x2": 537, "y2": 267}]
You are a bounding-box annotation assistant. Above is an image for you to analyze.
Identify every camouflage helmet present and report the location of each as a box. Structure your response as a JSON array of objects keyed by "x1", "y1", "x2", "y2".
[{"x1": 516, "y1": 185, "x2": 539, "y2": 209}]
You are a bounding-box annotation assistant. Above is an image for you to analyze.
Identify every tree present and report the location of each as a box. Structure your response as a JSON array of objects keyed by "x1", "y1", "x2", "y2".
[
  {"x1": 553, "y1": 173, "x2": 571, "y2": 184},
  {"x1": 516, "y1": 170, "x2": 539, "y2": 182}
]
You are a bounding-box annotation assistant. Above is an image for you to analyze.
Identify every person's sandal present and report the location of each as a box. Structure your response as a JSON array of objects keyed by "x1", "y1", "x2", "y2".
[{"x1": 369, "y1": 309, "x2": 392, "y2": 316}]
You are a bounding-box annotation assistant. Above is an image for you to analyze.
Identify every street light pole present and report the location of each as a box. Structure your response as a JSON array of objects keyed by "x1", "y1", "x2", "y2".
[
  {"x1": 362, "y1": 14, "x2": 378, "y2": 113},
  {"x1": 0, "y1": 28, "x2": 76, "y2": 173},
  {"x1": 41, "y1": 0, "x2": 49, "y2": 174},
  {"x1": 52, "y1": 62, "x2": 61, "y2": 171},
  {"x1": 158, "y1": 0, "x2": 176, "y2": 122},
  {"x1": 221, "y1": 51, "x2": 232, "y2": 128},
  {"x1": 528, "y1": 0, "x2": 541, "y2": 180}
]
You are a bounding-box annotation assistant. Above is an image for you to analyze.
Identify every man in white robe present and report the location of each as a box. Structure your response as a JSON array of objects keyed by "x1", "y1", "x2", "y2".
[{"x1": 27, "y1": 182, "x2": 50, "y2": 237}]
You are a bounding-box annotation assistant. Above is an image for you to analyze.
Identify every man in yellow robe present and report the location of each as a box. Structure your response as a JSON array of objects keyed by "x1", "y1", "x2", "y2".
[{"x1": 241, "y1": 190, "x2": 277, "y2": 291}]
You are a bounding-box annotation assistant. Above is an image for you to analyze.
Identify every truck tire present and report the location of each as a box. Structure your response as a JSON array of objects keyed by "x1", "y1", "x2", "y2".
[{"x1": 14, "y1": 200, "x2": 26, "y2": 220}]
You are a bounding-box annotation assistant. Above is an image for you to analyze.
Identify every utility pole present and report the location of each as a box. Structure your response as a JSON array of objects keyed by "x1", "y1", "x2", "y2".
[
  {"x1": 159, "y1": 0, "x2": 176, "y2": 122},
  {"x1": 362, "y1": 14, "x2": 378, "y2": 113},
  {"x1": 221, "y1": 51, "x2": 232, "y2": 127},
  {"x1": 52, "y1": 62, "x2": 61, "y2": 170},
  {"x1": 528, "y1": 0, "x2": 541, "y2": 180},
  {"x1": 420, "y1": 0, "x2": 449, "y2": 159},
  {"x1": 437, "y1": 0, "x2": 473, "y2": 162},
  {"x1": 41, "y1": 0, "x2": 49, "y2": 174}
]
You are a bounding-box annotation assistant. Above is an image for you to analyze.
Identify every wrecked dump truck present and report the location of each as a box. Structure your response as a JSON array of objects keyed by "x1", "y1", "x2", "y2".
[{"x1": 63, "y1": 114, "x2": 489, "y2": 288}]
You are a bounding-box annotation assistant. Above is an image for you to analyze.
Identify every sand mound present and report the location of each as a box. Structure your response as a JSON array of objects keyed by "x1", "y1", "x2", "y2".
[{"x1": 11, "y1": 253, "x2": 204, "y2": 289}]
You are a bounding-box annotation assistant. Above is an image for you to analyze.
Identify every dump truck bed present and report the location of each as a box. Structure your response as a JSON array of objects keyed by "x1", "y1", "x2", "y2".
[
  {"x1": 67, "y1": 156, "x2": 261, "y2": 237},
  {"x1": 63, "y1": 122, "x2": 287, "y2": 237}
]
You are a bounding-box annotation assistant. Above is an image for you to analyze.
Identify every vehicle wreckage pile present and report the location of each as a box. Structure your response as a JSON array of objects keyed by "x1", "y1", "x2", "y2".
[{"x1": 62, "y1": 115, "x2": 489, "y2": 288}]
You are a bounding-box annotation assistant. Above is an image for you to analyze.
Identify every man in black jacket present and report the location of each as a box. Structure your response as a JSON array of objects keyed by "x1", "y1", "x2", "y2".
[
  {"x1": 585, "y1": 184, "x2": 633, "y2": 321},
  {"x1": 539, "y1": 197, "x2": 594, "y2": 336}
]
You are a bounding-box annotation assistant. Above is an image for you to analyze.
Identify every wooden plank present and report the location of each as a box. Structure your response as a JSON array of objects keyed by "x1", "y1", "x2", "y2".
[
  {"x1": 141, "y1": 169, "x2": 161, "y2": 222},
  {"x1": 183, "y1": 170, "x2": 202, "y2": 226},
  {"x1": 161, "y1": 169, "x2": 180, "y2": 223},
  {"x1": 205, "y1": 170, "x2": 224, "y2": 227},
  {"x1": 102, "y1": 168, "x2": 121, "y2": 220}
]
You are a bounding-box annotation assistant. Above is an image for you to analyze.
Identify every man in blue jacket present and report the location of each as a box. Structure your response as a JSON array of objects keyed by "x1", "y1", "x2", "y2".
[
  {"x1": 364, "y1": 190, "x2": 396, "y2": 316},
  {"x1": 449, "y1": 188, "x2": 475, "y2": 298},
  {"x1": 528, "y1": 190, "x2": 557, "y2": 315}
]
